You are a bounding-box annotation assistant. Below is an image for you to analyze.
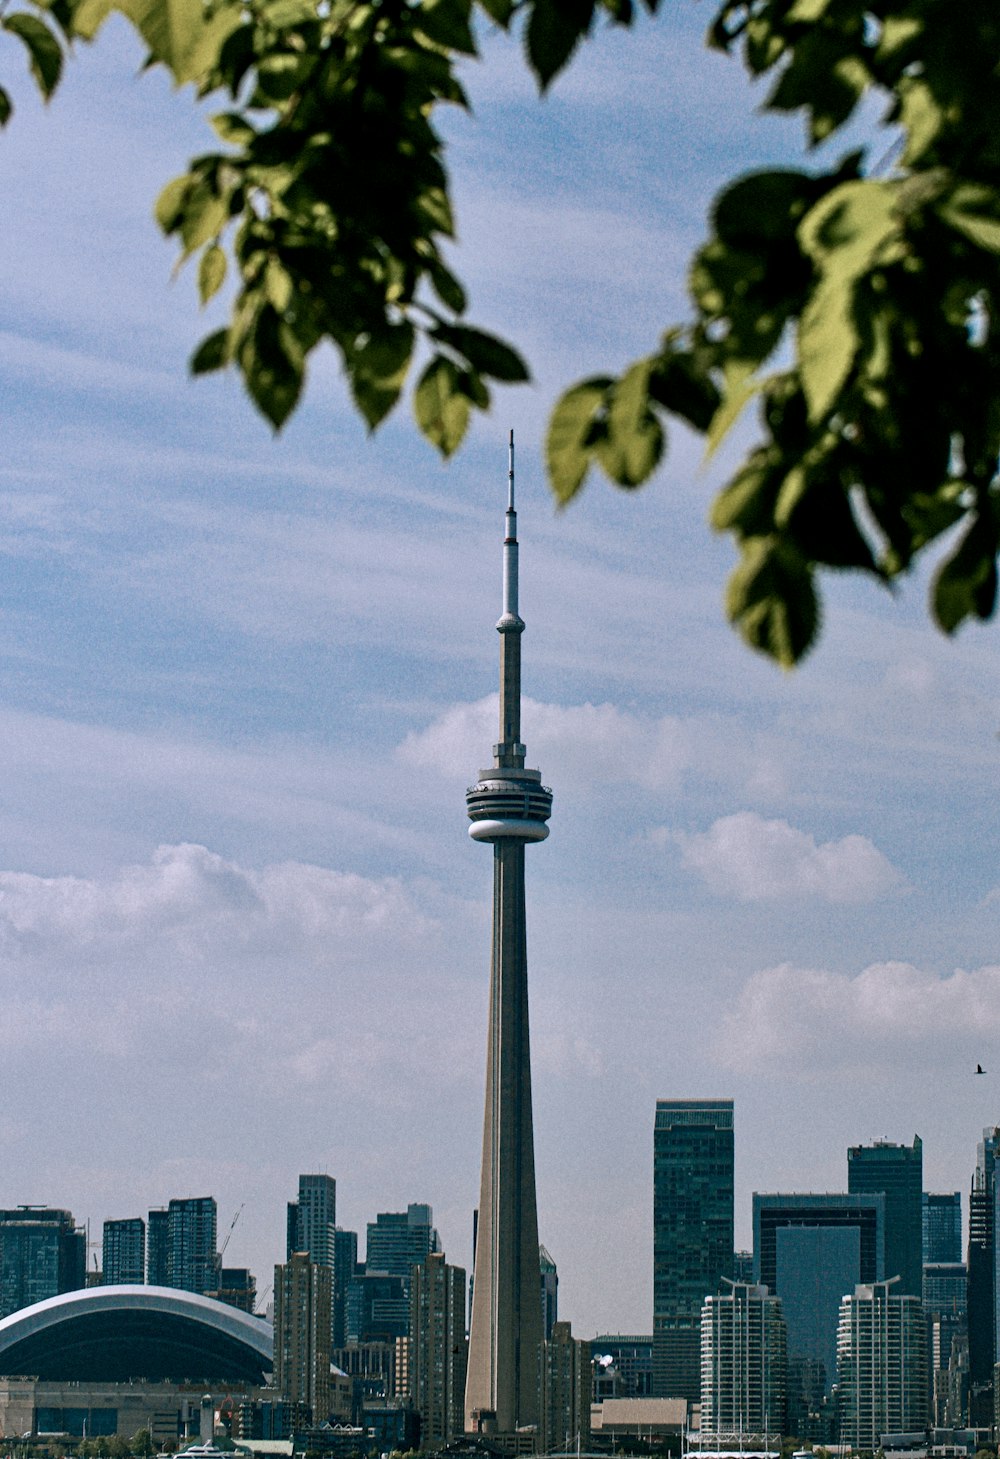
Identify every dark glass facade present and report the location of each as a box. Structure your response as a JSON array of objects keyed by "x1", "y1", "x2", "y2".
[
  {"x1": 146, "y1": 1209, "x2": 169, "y2": 1286},
  {"x1": 923, "y1": 1192, "x2": 963, "y2": 1265},
  {"x1": 102, "y1": 1217, "x2": 145, "y2": 1286},
  {"x1": 652, "y1": 1100, "x2": 733, "y2": 1400},
  {"x1": 0, "y1": 1207, "x2": 86, "y2": 1318},
  {"x1": 967, "y1": 1127, "x2": 999, "y2": 1425},
  {"x1": 848, "y1": 1136, "x2": 923, "y2": 1296}
]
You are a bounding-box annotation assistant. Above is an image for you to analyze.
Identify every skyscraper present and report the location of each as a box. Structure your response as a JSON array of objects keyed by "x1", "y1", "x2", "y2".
[
  {"x1": 540, "y1": 1245, "x2": 558, "y2": 1340},
  {"x1": 410, "y1": 1252, "x2": 468, "y2": 1444},
  {"x1": 102, "y1": 1217, "x2": 145, "y2": 1286},
  {"x1": 0, "y1": 1207, "x2": 86, "y2": 1317},
  {"x1": 700, "y1": 1282, "x2": 787, "y2": 1443},
  {"x1": 653, "y1": 1100, "x2": 734, "y2": 1400},
  {"x1": 147, "y1": 1208, "x2": 169, "y2": 1286},
  {"x1": 753, "y1": 1191, "x2": 884, "y2": 1430},
  {"x1": 921, "y1": 1191, "x2": 962, "y2": 1266},
  {"x1": 166, "y1": 1196, "x2": 219, "y2": 1295},
  {"x1": 286, "y1": 1175, "x2": 337, "y2": 1266},
  {"x1": 967, "y1": 1126, "x2": 999, "y2": 1424},
  {"x1": 274, "y1": 1251, "x2": 333, "y2": 1422},
  {"x1": 538, "y1": 1321, "x2": 591, "y2": 1455},
  {"x1": 367, "y1": 1205, "x2": 439, "y2": 1278},
  {"x1": 837, "y1": 1281, "x2": 927, "y2": 1449},
  {"x1": 848, "y1": 1136, "x2": 923, "y2": 1296},
  {"x1": 333, "y1": 1227, "x2": 358, "y2": 1348},
  {"x1": 464, "y1": 437, "x2": 553, "y2": 1436}
]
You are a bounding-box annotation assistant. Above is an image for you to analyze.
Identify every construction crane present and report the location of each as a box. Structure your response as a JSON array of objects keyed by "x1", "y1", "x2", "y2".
[{"x1": 219, "y1": 1204, "x2": 244, "y2": 1261}]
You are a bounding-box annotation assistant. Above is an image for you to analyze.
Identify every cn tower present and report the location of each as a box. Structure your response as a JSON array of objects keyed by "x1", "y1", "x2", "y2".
[{"x1": 464, "y1": 432, "x2": 552, "y2": 1435}]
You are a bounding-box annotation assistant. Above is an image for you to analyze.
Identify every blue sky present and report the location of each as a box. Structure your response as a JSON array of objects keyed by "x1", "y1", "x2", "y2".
[{"x1": 1, "y1": 3, "x2": 999, "y2": 1334}]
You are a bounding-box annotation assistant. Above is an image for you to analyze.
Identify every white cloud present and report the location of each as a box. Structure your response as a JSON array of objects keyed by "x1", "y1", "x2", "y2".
[
  {"x1": 399, "y1": 693, "x2": 692, "y2": 791},
  {"x1": 672, "y1": 811, "x2": 906, "y2": 903},
  {"x1": 717, "y1": 960, "x2": 1000, "y2": 1070},
  {"x1": 0, "y1": 842, "x2": 435, "y2": 960}
]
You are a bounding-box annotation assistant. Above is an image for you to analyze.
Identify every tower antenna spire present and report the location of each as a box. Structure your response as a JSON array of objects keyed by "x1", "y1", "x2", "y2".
[{"x1": 465, "y1": 436, "x2": 553, "y2": 1436}]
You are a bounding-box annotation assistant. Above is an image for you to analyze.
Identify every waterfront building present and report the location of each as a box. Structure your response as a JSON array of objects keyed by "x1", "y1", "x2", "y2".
[
  {"x1": 539, "y1": 1321, "x2": 591, "y2": 1454},
  {"x1": 848, "y1": 1137, "x2": 923, "y2": 1296},
  {"x1": 102, "y1": 1217, "x2": 145, "y2": 1287},
  {"x1": 464, "y1": 437, "x2": 553, "y2": 1435},
  {"x1": 409, "y1": 1252, "x2": 467, "y2": 1444},
  {"x1": 653, "y1": 1100, "x2": 734, "y2": 1399},
  {"x1": 274, "y1": 1252, "x2": 333, "y2": 1423},
  {"x1": 286, "y1": 1175, "x2": 337, "y2": 1267},
  {"x1": 753, "y1": 1191, "x2": 884, "y2": 1425},
  {"x1": 700, "y1": 1282, "x2": 786, "y2": 1444},
  {"x1": 836, "y1": 1280, "x2": 928, "y2": 1450},
  {"x1": 924, "y1": 1193, "x2": 963, "y2": 1266},
  {"x1": 0, "y1": 1207, "x2": 86, "y2": 1318}
]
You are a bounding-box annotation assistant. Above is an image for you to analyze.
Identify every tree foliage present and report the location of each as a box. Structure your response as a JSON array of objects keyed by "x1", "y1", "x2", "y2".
[{"x1": 4, "y1": 0, "x2": 1000, "y2": 664}]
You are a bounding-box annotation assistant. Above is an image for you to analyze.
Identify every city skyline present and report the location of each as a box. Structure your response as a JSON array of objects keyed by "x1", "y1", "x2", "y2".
[{"x1": 2, "y1": 0, "x2": 1000, "y2": 1347}]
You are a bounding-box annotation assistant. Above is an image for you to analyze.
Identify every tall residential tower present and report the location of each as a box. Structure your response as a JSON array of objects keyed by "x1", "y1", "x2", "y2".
[{"x1": 464, "y1": 436, "x2": 552, "y2": 1435}]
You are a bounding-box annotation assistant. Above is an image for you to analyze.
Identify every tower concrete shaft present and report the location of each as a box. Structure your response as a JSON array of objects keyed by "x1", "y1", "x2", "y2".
[{"x1": 465, "y1": 434, "x2": 552, "y2": 1435}]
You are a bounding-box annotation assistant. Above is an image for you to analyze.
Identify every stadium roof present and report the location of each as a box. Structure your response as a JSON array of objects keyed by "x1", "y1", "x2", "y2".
[{"x1": 0, "y1": 1285, "x2": 273, "y2": 1383}]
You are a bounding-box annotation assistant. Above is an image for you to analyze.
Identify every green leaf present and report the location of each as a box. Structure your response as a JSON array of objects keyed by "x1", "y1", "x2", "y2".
[
  {"x1": 648, "y1": 346, "x2": 720, "y2": 431},
  {"x1": 932, "y1": 516, "x2": 999, "y2": 633},
  {"x1": 210, "y1": 110, "x2": 256, "y2": 146},
  {"x1": 190, "y1": 328, "x2": 230, "y2": 373},
  {"x1": 348, "y1": 322, "x2": 414, "y2": 430},
  {"x1": 524, "y1": 0, "x2": 594, "y2": 89},
  {"x1": 897, "y1": 77, "x2": 943, "y2": 165},
  {"x1": 710, "y1": 450, "x2": 779, "y2": 537},
  {"x1": 262, "y1": 0, "x2": 315, "y2": 24},
  {"x1": 476, "y1": 0, "x2": 514, "y2": 22},
  {"x1": 238, "y1": 305, "x2": 304, "y2": 429},
  {"x1": 178, "y1": 179, "x2": 229, "y2": 254},
  {"x1": 117, "y1": 0, "x2": 240, "y2": 84},
  {"x1": 435, "y1": 324, "x2": 529, "y2": 383},
  {"x1": 2, "y1": 13, "x2": 63, "y2": 99},
  {"x1": 155, "y1": 175, "x2": 190, "y2": 233},
  {"x1": 545, "y1": 377, "x2": 610, "y2": 504},
  {"x1": 415, "y1": 0, "x2": 476, "y2": 55},
  {"x1": 414, "y1": 355, "x2": 470, "y2": 457},
  {"x1": 939, "y1": 185, "x2": 1000, "y2": 255},
  {"x1": 255, "y1": 50, "x2": 310, "y2": 100},
  {"x1": 712, "y1": 169, "x2": 815, "y2": 247},
  {"x1": 0, "y1": 86, "x2": 12, "y2": 125},
  {"x1": 725, "y1": 536, "x2": 819, "y2": 666},
  {"x1": 797, "y1": 180, "x2": 900, "y2": 420},
  {"x1": 70, "y1": 0, "x2": 116, "y2": 38},
  {"x1": 705, "y1": 360, "x2": 764, "y2": 457},
  {"x1": 593, "y1": 359, "x2": 664, "y2": 488},
  {"x1": 427, "y1": 259, "x2": 467, "y2": 315},
  {"x1": 198, "y1": 241, "x2": 227, "y2": 303}
]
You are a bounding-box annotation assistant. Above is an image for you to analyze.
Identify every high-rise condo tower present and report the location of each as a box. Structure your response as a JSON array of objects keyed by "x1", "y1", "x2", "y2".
[{"x1": 464, "y1": 434, "x2": 553, "y2": 1435}]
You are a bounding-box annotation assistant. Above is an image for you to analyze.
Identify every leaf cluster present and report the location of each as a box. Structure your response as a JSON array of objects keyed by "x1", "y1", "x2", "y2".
[
  {"x1": 7, "y1": 0, "x2": 1000, "y2": 666},
  {"x1": 547, "y1": 0, "x2": 1000, "y2": 663},
  {"x1": 1, "y1": 0, "x2": 71, "y2": 125},
  {"x1": 60, "y1": 0, "x2": 654, "y2": 437}
]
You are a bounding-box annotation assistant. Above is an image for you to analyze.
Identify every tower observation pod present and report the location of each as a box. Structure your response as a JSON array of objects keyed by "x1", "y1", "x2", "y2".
[{"x1": 464, "y1": 433, "x2": 552, "y2": 1437}]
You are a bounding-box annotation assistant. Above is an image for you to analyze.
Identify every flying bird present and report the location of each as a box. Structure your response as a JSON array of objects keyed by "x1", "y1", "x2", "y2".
[{"x1": 976, "y1": 1064, "x2": 986, "y2": 1075}]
